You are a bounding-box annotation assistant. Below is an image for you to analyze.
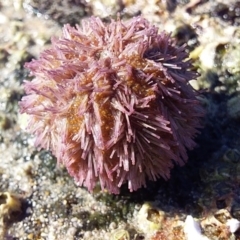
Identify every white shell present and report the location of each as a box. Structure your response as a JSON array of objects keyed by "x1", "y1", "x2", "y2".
[
  {"x1": 184, "y1": 215, "x2": 209, "y2": 240},
  {"x1": 226, "y1": 218, "x2": 240, "y2": 233}
]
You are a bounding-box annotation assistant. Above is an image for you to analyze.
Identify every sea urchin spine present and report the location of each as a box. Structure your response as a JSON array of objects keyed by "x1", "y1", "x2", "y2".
[{"x1": 19, "y1": 16, "x2": 204, "y2": 194}]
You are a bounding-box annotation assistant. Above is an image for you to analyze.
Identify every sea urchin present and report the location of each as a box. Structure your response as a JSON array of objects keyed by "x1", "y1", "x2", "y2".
[{"x1": 19, "y1": 16, "x2": 204, "y2": 194}]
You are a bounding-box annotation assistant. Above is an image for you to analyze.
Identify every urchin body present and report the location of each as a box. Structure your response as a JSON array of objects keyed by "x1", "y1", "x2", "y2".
[{"x1": 20, "y1": 16, "x2": 204, "y2": 194}]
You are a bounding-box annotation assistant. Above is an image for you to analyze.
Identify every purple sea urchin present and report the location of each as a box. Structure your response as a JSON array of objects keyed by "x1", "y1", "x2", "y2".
[{"x1": 19, "y1": 16, "x2": 204, "y2": 194}]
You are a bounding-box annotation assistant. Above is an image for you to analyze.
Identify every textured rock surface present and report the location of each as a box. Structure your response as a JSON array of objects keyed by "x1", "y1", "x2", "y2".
[{"x1": 1, "y1": 0, "x2": 240, "y2": 239}]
